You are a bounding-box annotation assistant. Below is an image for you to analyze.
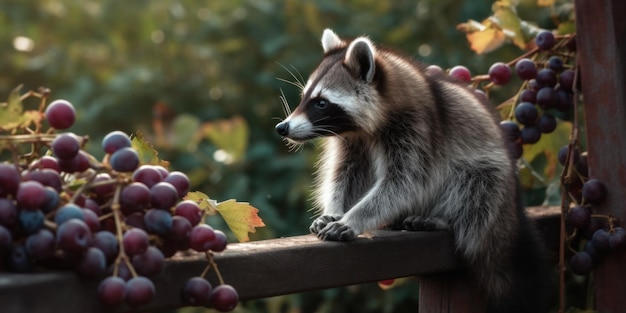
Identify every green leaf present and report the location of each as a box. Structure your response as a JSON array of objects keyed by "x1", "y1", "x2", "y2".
[
  {"x1": 522, "y1": 120, "x2": 572, "y2": 165},
  {"x1": 185, "y1": 191, "x2": 218, "y2": 215},
  {"x1": 199, "y1": 115, "x2": 249, "y2": 164},
  {"x1": 492, "y1": 1, "x2": 526, "y2": 49},
  {"x1": 0, "y1": 85, "x2": 42, "y2": 131},
  {"x1": 171, "y1": 114, "x2": 200, "y2": 151},
  {"x1": 131, "y1": 131, "x2": 170, "y2": 168}
]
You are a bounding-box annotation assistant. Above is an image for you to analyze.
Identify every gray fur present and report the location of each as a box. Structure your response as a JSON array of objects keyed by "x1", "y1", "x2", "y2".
[{"x1": 276, "y1": 29, "x2": 551, "y2": 313}]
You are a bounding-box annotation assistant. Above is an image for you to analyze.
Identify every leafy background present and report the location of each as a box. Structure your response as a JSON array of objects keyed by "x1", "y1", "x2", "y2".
[{"x1": 0, "y1": 0, "x2": 566, "y2": 312}]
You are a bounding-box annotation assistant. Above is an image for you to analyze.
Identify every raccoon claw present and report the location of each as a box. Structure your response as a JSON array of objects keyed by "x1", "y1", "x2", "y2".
[
  {"x1": 317, "y1": 222, "x2": 356, "y2": 241},
  {"x1": 310, "y1": 215, "x2": 341, "y2": 234},
  {"x1": 402, "y1": 216, "x2": 447, "y2": 231}
]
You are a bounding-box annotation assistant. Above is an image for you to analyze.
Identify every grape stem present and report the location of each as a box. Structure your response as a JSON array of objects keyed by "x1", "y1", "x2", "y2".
[
  {"x1": 111, "y1": 184, "x2": 139, "y2": 278},
  {"x1": 69, "y1": 169, "x2": 97, "y2": 204},
  {"x1": 200, "y1": 251, "x2": 225, "y2": 285}
]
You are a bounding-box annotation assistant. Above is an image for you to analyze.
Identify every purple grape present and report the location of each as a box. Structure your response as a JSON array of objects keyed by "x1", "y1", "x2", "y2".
[
  {"x1": 558, "y1": 146, "x2": 580, "y2": 166},
  {"x1": 211, "y1": 284, "x2": 239, "y2": 312},
  {"x1": 98, "y1": 276, "x2": 127, "y2": 307},
  {"x1": 584, "y1": 241, "x2": 602, "y2": 263},
  {"x1": 132, "y1": 165, "x2": 163, "y2": 188},
  {"x1": 519, "y1": 89, "x2": 537, "y2": 103},
  {"x1": 93, "y1": 231, "x2": 119, "y2": 263},
  {"x1": 189, "y1": 224, "x2": 216, "y2": 252},
  {"x1": 55, "y1": 203, "x2": 84, "y2": 225},
  {"x1": 0, "y1": 163, "x2": 21, "y2": 198},
  {"x1": 123, "y1": 228, "x2": 149, "y2": 256},
  {"x1": 570, "y1": 251, "x2": 593, "y2": 275},
  {"x1": 125, "y1": 276, "x2": 156, "y2": 306},
  {"x1": 499, "y1": 121, "x2": 521, "y2": 142},
  {"x1": 520, "y1": 126, "x2": 542, "y2": 144},
  {"x1": 8, "y1": 245, "x2": 33, "y2": 272},
  {"x1": 120, "y1": 182, "x2": 151, "y2": 213},
  {"x1": 82, "y1": 208, "x2": 100, "y2": 232},
  {"x1": 25, "y1": 228, "x2": 56, "y2": 259},
  {"x1": 175, "y1": 200, "x2": 203, "y2": 226},
  {"x1": 124, "y1": 212, "x2": 145, "y2": 229},
  {"x1": 92, "y1": 173, "x2": 116, "y2": 199},
  {"x1": 536, "y1": 69, "x2": 557, "y2": 88},
  {"x1": 535, "y1": 31, "x2": 556, "y2": 50},
  {"x1": 153, "y1": 166, "x2": 169, "y2": 178},
  {"x1": 506, "y1": 140, "x2": 523, "y2": 159},
  {"x1": 536, "y1": 87, "x2": 558, "y2": 110},
  {"x1": 107, "y1": 260, "x2": 133, "y2": 281},
  {"x1": 537, "y1": 113, "x2": 557, "y2": 133},
  {"x1": 58, "y1": 150, "x2": 91, "y2": 173},
  {"x1": 559, "y1": 69, "x2": 575, "y2": 91},
  {"x1": 41, "y1": 186, "x2": 60, "y2": 214},
  {"x1": 110, "y1": 147, "x2": 140, "y2": 172},
  {"x1": 556, "y1": 89, "x2": 574, "y2": 112},
  {"x1": 592, "y1": 228, "x2": 611, "y2": 252},
  {"x1": 164, "y1": 171, "x2": 190, "y2": 198},
  {"x1": 515, "y1": 58, "x2": 537, "y2": 80},
  {"x1": 24, "y1": 169, "x2": 62, "y2": 192},
  {"x1": 102, "y1": 131, "x2": 131, "y2": 154},
  {"x1": 547, "y1": 56, "x2": 564, "y2": 72},
  {"x1": 144, "y1": 208, "x2": 173, "y2": 235},
  {"x1": 210, "y1": 230, "x2": 228, "y2": 252},
  {"x1": 488, "y1": 62, "x2": 511, "y2": 85},
  {"x1": 83, "y1": 198, "x2": 102, "y2": 215},
  {"x1": 0, "y1": 198, "x2": 17, "y2": 227},
  {"x1": 45, "y1": 99, "x2": 76, "y2": 130},
  {"x1": 582, "y1": 179, "x2": 607, "y2": 204},
  {"x1": 76, "y1": 247, "x2": 107, "y2": 277},
  {"x1": 515, "y1": 102, "x2": 539, "y2": 126},
  {"x1": 132, "y1": 246, "x2": 165, "y2": 277},
  {"x1": 166, "y1": 216, "x2": 192, "y2": 248},
  {"x1": 18, "y1": 209, "x2": 45, "y2": 234},
  {"x1": 56, "y1": 219, "x2": 91, "y2": 253},
  {"x1": 29, "y1": 156, "x2": 60, "y2": 172},
  {"x1": 51, "y1": 133, "x2": 81, "y2": 160},
  {"x1": 609, "y1": 227, "x2": 626, "y2": 250},
  {"x1": 448, "y1": 65, "x2": 472, "y2": 83},
  {"x1": 150, "y1": 182, "x2": 178, "y2": 210},
  {"x1": 0, "y1": 225, "x2": 13, "y2": 250},
  {"x1": 16, "y1": 180, "x2": 47, "y2": 210},
  {"x1": 567, "y1": 205, "x2": 590, "y2": 229},
  {"x1": 527, "y1": 79, "x2": 540, "y2": 91},
  {"x1": 182, "y1": 277, "x2": 213, "y2": 306}
]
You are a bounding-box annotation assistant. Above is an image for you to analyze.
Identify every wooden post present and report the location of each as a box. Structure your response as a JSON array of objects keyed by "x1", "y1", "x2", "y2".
[{"x1": 575, "y1": 0, "x2": 626, "y2": 312}]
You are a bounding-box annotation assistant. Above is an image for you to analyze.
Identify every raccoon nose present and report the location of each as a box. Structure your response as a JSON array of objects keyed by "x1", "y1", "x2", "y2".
[{"x1": 275, "y1": 121, "x2": 289, "y2": 136}]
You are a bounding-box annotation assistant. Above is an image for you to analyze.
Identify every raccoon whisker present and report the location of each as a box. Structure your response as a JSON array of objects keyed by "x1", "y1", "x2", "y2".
[
  {"x1": 276, "y1": 62, "x2": 305, "y2": 90},
  {"x1": 289, "y1": 64, "x2": 306, "y2": 88},
  {"x1": 279, "y1": 89, "x2": 292, "y2": 116},
  {"x1": 276, "y1": 77, "x2": 305, "y2": 90}
]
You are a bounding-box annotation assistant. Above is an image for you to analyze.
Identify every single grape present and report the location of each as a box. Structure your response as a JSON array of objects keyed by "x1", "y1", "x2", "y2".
[
  {"x1": 125, "y1": 276, "x2": 156, "y2": 307},
  {"x1": 124, "y1": 212, "x2": 146, "y2": 229},
  {"x1": 527, "y1": 79, "x2": 539, "y2": 91},
  {"x1": 92, "y1": 231, "x2": 119, "y2": 264},
  {"x1": 45, "y1": 99, "x2": 76, "y2": 130},
  {"x1": 144, "y1": 208, "x2": 173, "y2": 235},
  {"x1": 537, "y1": 113, "x2": 557, "y2": 133},
  {"x1": 425, "y1": 65, "x2": 443, "y2": 76},
  {"x1": 520, "y1": 126, "x2": 541, "y2": 144},
  {"x1": 40, "y1": 187, "x2": 61, "y2": 215},
  {"x1": 51, "y1": 133, "x2": 81, "y2": 160},
  {"x1": 0, "y1": 198, "x2": 17, "y2": 227},
  {"x1": 211, "y1": 284, "x2": 239, "y2": 312},
  {"x1": 76, "y1": 247, "x2": 107, "y2": 277},
  {"x1": 536, "y1": 87, "x2": 558, "y2": 110},
  {"x1": 82, "y1": 208, "x2": 101, "y2": 232},
  {"x1": 519, "y1": 89, "x2": 537, "y2": 104},
  {"x1": 107, "y1": 260, "x2": 133, "y2": 281},
  {"x1": 569, "y1": 251, "x2": 593, "y2": 275},
  {"x1": 175, "y1": 200, "x2": 203, "y2": 226},
  {"x1": 448, "y1": 65, "x2": 472, "y2": 83},
  {"x1": 592, "y1": 228, "x2": 611, "y2": 252},
  {"x1": 584, "y1": 241, "x2": 602, "y2": 263},
  {"x1": 567, "y1": 205, "x2": 591, "y2": 229},
  {"x1": 123, "y1": 228, "x2": 150, "y2": 256},
  {"x1": 609, "y1": 227, "x2": 626, "y2": 250},
  {"x1": 559, "y1": 69, "x2": 575, "y2": 91},
  {"x1": 132, "y1": 246, "x2": 165, "y2": 277},
  {"x1": 25, "y1": 228, "x2": 56, "y2": 259},
  {"x1": 18, "y1": 209, "x2": 45, "y2": 234},
  {"x1": 0, "y1": 225, "x2": 13, "y2": 250},
  {"x1": 29, "y1": 155, "x2": 61, "y2": 172},
  {"x1": 98, "y1": 276, "x2": 127, "y2": 307},
  {"x1": 514, "y1": 102, "x2": 539, "y2": 126},
  {"x1": 110, "y1": 147, "x2": 140, "y2": 172},
  {"x1": 182, "y1": 277, "x2": 213, "y2": 306},
  {"x1": 23, "y1": 169, "x2": 62, "y2": 192},
  {"x1": 58, "y1": 150, "x2": 91, "y2": 173},
  {"x1": 576, "y1": 152, "x2": 589, "y2": 177},
  {"x1": 582, "y1": 179, "x2": 607, "y2": 204},
  {"x1": 55, "y1": 203, "x2": 85, "y2": 225},
  {"x1": 92, "y1": 173, "x2": 116, "y2": 199},
  {"x1": 535, "y1": 31, "x2": 556, "y2": 50},
  {"x1": 555, "y1": 89, "x2": 574, "y2": 112},
  {"x1": 166, "y1": 216, "x2": 192, "y2": 248},
  {"x1": 150, "y1": 182, "x2": 179, "y2": 210},
  {"x1": 535, "y1": 69, "x2": 557, "y2": 88},
  {"x1": 547, "y1": 56, "x2": 564, "y2": 72},
  {"x1": 153, "y1": 166, "x2": 169, "y2": 178},
  {"x1": 16, "y1": 180, "x2": 47, "y2": 210},
  {"x1": 499, "y1": 121, "x2": 520, "y2": 142},
  {"x1": 0, "y1": 164, "x2": 21, "y2": 199},
  {"x1": 514, "y1": 58, "x2": 537, "y2": 80},
  {"x1": 488, "y1": 62, "x2": 511, "y2": 85},
  {"x1": 210, "y1": 230, "x2": 228, "y2": 252},
  {"x1": 56, "y1": 219, "x2": 92, "y2": 253},
  {"x1": 102, "y1": 131, "x2": 131, "y2": 154},
  {"x1": 83, "y1": 198, "x2": 102, "y2": 216},
  {"x1": 189, "y1": 224, "x2": 216, "y2": 252},
  {"x1": 120, "y1": 182, "x2": 151, "y2": 213},
  {"x1": 132, "y1": 165, "x2": 163, "y2": 188},
  {"x1": 164, "y1": 171, "x2": 190, "y2": 198},
  {"x1": 8, "y1": 245, "x2": 33, "y2": 272},
  {"x1": 558, "y1": 146, "x2": 580, "y2": 166}
]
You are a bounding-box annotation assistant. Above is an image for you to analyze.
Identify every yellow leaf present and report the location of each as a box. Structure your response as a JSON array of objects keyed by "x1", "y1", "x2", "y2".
[
  {"x1": 537, "y1": 0, "x2": 555, "y2": 7},
  {"x1": 466, "y1": 28, "x2": 506, "y2": 54},
  {"x1": 216, "y1": 199, "x2": 265, "y2": 242},
  {"x1": 184, "y1": 191, "x2": 218, "y2": 215},
  {"x1": 492, "y1": 3, "x2": 526, "y2": 49},
  {"x1": 0, "y1": 85, "x2": 41, "y2": 131},
  {"x1": 131, "y1": 131, "x2": 170, "y2": 168},
  {"x1": 523, "y1": 120, "x2": 572, "y2": 165}
]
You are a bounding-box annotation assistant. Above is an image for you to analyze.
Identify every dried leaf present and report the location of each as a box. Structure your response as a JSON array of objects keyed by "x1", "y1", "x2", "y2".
[
  {"x1": 131, "y1": 131, "x2": 170, "y2": 168},
  {"x1": 466, "y1": 28, "x2": 507, "y2": 54},
  {"x1": 0, "y1": 85, "x2": 42, "y2": 131},
  {"x1": 216, "y1": 199, "x2": 265, "y2": 242}
]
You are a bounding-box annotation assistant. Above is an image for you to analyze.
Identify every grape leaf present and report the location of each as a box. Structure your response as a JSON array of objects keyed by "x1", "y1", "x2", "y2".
[
  {"x1": 465, "y1": 27, "x2": 507, "y2": 54},
  {"x1": 185, "y1": 191, "x2": 218, "y2": 215},
  {"x1": 131, "y1": 131, "x2": 170, "y2": 168},
  {"x1": 537, "y1": 0, "x2": 555, "y2": 7},
  {"x1": 0, "y1": 85, "x2": 42, "y2": 131},
  {"x1": 492, "y1": 1, "x2": 526, "y2": 49},
  {"x1": 199, "y1": 115, "x2": 249, "y2": 164},
  {"x1": 215, "y1": 199, "x2": 265, "y2": 242}
]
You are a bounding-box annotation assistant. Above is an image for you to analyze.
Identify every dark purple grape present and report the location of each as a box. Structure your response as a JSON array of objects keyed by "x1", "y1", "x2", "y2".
[
  {"x1": 569, "y1": 251, "x2": 593, "y2": 275},
  {"x1": 51, "y1": 133, "x2": 81, "y2": 160},
  {"x1": 519, "y1": 89, "x2": 537, "y2": 103},
  {"x1": 124, "y1": 212, "x2": 145, "y2": 229},
  {"x1": 582, "y1": 179, "x2": 607, "y2": 204},
  {"x1": 29, "y1": 156, "x2": 60, "y2": 172},
  {"x1": 547, "y1": 56, "x2": 564, "y2": 72},
  {"x1": 567, "y1": 205, "x2": 591, "y2": 229},
  {"x1": 609, "y1": 227, "x2": 626, "y2": 250},
  {"x1": 536, "y1": 87, "x2": 558, "y2": 110},
  {"x1": 132, "y1": 165, "x2": 163, "y2": 188},
  {"x1": 25, "y1": 229, "x2": 55, "y2": 259},
  {"x1": 102, "y1": 131, "x2": 131, "y2": 154},
  {"x1": 83, "y1": 198, "x2": 102, "y2": 216},
  {"x1": 527, "y1": 79, "x2": 540, "y2": 91},
  {"x1": 150, "y1": 182, "x2": 178, "y2": 210},
  {"x1": 175, "y1": 200, "x2": 203, "y2": 226},
  {"x1": 125, "y1": 276, "x2": 156, "y2": 306},
  {"x1": 153, "y1": 166, "x2": 169, "y2": 178},
  {"x1": 164, "y1": 171, "x2": 190, "y2": 198},
  {"x1": 107, "y1": 260, "x2": 132, "y2": 281},
  {"x1": 535, "y1": 31, "x2": 556, "y2": 50},
  {"x1": 41, "y1": 186, "x2": 60, "y2": 214},
  {"x1": 55, "y1": 203, "x2": 84, "y2": 225},
  {"x1": 499, "y1": 121, "x2": 521, "y2": 142},
  {"x1": 210, "y1": 230, "x2": 228, "y2": 252},
  {"x1": 24, "y1": 169, "x2": 62, "y2": 192},
  {"x1": 57, "y1": 219, "x2": 91, "y2": 253},
  {"x1": 8, "y1": 245, "x2": 33, "y2": 272},
  {"x1": 558, "y1": 146, "x2": 580, "y2": 166},
  {"x1": 566, "y1": 36, "x2": 577, "y2": 51},
  {"x1": 537, "y1": 113, "x2": 557, "y2": 133},
  {"x1": 45, "y1": 99, "x2": 76, "y2": 130},
  {"x1": 123, "y1": 228, "x2": 149, "y2": 256},
  {"x1": 182, "y1": 277, "x2": 213, "y2": 306},
  {"x1": 520, "y1": 126, "x2": 541, "y2": 144},
  {"x1": 0, "y1": 164, "x2": 20, "y2": 198},
  {"x1": 0, "y1": 198, "x2": 17, "y2": 227},
  {"x1": 76, "y1": 247, "x2": 107, "y2": 277},
  {"x1": 555, "y1": 89, "x2": 573, "y2": 112},
  {"x1": 110, "y1": 147, "x2": 140, "y2": 172},
  {"x1": 0, "y1": 225, "x2": 13, "y2": 250},
  {"x1": 132, "y1": 246, "x2": 165, "y2": 277},
  {"x1": 515, "y1": 58, "x2": 537, "y2": 80},
  {"x1": 211, "y1": 284, "x2": 239, "y2": 312},
  {"x1": 58, "y1": 150, "x2": 91, "y2": 173},
  {"x1": 536, "y1": 69, "x2": 557, "y2": 88},
  {"x1": 120, "y1": 182, "x2": 151, "y2": 213},
  {"x1": 93, "y1": 231, "x2": 119, "y2": 263},
  {"x1": 144, "y1": 208, "x2": 173, "y2": 235},
  {"x1": 82, "y1": 208, "x2": 100, "y2": 232},
  {"x1": 514, "y1": 102, "x2": 539, "y2": 126},
  {"x1": 166, "y1": 216, "x2": 192, "y2": 247},
  {"x1": 98, "y1": 276, "x2": 127, "y2": 307},
  {"x1": 448, "y1": 65, "x2": 472, "y2": 83},
  {"x1": 592, "y1": 228, "x2": 611, "y2": 252},
  {"x1": 18, "y1": 210, "x2": 45, "y2": 234},
  {"x1": 189, "y1": 224, "x2": 216, "y2": 252},
  {"x1": 577, "y1": 152, "x2": 589, "y2": 177},
  {"x1": 584, "y1": 241, "x2": 602, "y2": 263},
  {"x1": 488, "y1": 62, "x2": 511, "y2": 85},
  {"x1": 560, "y1": 69, "x2": 575, "y2": 91},
  {"x1": 16, "y1": 180, "x2": 47, "y2": 210}
]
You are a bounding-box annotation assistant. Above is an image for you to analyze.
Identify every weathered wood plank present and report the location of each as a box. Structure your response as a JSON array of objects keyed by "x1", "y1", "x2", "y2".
[{"x1": 575, "y1": 0, "x2": 626, "y2": 312}]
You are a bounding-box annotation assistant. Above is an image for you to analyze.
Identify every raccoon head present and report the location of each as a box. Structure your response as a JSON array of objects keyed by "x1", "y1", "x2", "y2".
[{"x1": 275, "y1": 29, "x2": 383, "y2": 144}]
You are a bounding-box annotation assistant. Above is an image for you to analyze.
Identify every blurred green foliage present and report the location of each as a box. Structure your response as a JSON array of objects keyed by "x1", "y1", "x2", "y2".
[{"x1": 0, "y1": 0, "x2": 561, "y2": 312}]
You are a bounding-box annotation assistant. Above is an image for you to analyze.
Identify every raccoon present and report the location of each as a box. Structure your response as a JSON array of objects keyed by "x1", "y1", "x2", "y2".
[{"x1": 275, "y1": 29, "x2": 551, "y2": 313}]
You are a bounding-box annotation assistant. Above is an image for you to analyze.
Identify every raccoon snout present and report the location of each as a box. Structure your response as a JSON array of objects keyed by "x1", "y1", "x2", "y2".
[{"x1": 275, "y1": 121, "x2": 289, "y2": 136}]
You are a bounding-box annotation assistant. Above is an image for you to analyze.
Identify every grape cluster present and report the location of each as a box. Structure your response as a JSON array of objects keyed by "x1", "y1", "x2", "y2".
[{"x1": 0, "y1": 93, "x2": 238, "y2": 311}]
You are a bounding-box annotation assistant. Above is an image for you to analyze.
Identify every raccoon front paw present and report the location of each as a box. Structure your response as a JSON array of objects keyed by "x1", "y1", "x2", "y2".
[
  {"x1": 317, "y1": 222, "x2": 356, "y2": 241},
  {"x1": 310, "y1": 215, "x2": 341, "y2": 234},
  {"x1": 402, "y1": 216, "x2": 447, "y2": 231}
]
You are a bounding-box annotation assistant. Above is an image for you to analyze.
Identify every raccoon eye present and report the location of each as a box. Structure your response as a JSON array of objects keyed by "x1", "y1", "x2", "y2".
[{"x1": 313, "y1": 98, "x2": 328, "y2": 110}]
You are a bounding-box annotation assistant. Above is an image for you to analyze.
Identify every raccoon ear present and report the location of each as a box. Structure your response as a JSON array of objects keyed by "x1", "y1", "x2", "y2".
[
  {"x1": 321, "y1": 29, "x2": 344, "y2": 53},
  {"x1": 344, "y1": 38, "x2": 376, "y2": 83}
]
